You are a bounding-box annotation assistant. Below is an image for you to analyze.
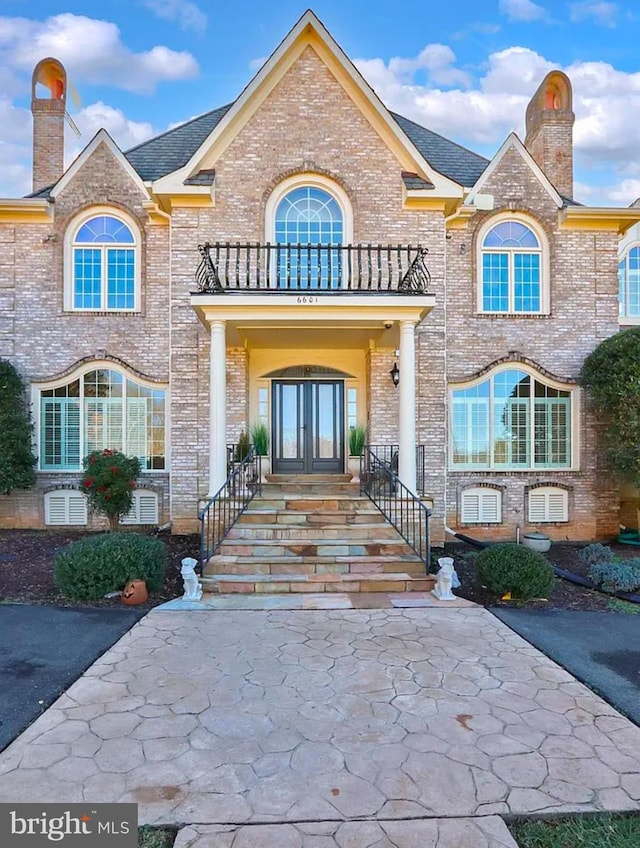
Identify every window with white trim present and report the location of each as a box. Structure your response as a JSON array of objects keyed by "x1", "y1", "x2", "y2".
[
  {"x1": 618, "y1": 245, "x2": 640, "y2": 318},
  {"x1": 44, "y1": 490, "x2": 88, "y2": 526},
  {"x1": 479, "y1": 220, "x2": 545, "y2": 314},
  {"x1": 120, "y1": 490, "x2": 159, "y2": 525},
  {"x1": 66, "y1": 212, "x2": 140, "y2": 311},
  {"x1": 461, "y1": 487, "x2": 502, "y2": 524},
  {"x1": 528, "y1": 486, "x2": 569, "y2": 523},
  {"x1": 38, "y1": 367, "x2": 166, "y2": 471},
  {"x1": 451, "y1": 367, "x2": 574, "y2": 470}
]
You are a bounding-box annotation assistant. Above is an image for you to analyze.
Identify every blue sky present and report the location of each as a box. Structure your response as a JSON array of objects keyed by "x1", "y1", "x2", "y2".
[{"x1": 2, "y1": 0, "x2": 640, "y2": 203}]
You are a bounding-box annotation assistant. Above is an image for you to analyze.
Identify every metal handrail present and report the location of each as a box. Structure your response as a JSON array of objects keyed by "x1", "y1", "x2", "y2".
[
  {"x1": 195, "y1": 242, "x2": 430, "y2": 293},
  {"x1": 199, "y1": 449, "x2": 262, "y2": 569},
  {"x1": 360, "y1": 445, "x2": 431, "y2": 571}
]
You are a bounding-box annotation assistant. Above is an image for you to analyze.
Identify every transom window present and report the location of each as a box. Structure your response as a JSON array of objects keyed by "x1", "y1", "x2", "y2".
[
  {"x1": 481, "y1": 221, "x2": 542, "y2": 313},
  {"x1": 451, "y1": 368, "x2": 573, "y2": 470},
  {"x1": 39, "y1": 368, "x2": 166, "y2": 471},
  {"x1": 70, "y1": 214, "x2": 138, "y2": 311},
  {"x1": 274, "y1": 186, "x2": 343, "y2": 289},
  {"x1": 619, "y1": 246, "x2": 640, "y2": 318}
]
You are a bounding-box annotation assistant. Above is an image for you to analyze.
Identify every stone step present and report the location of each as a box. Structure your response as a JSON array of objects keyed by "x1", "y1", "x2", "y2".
[
  {"x1": 227, "y1": 523, "x2": 400, "y2": 541},
  {"x1": 266, "y1": 474, "x2": 353, "y2": 483},
  {"x1": 237, "y1": 509, "x2": 385, "y2": 525},
  {"x1": 217, "y1": 538, "x2": 417, "y2": 558},
  {"x1": 247, "y1": 497, "x2": 375, "y2": 512},
  {"x1": 260, "y1": 482, "x2": 360, "y2": 496},
  {"x1": 204, "y1": 554, "x2": 427, "y2": 577},
  {"x1": 201, "y1": 572, "x2": 436, "y2": 594}
]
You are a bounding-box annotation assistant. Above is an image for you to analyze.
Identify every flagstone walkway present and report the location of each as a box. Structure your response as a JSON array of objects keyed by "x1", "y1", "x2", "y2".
[{"x1": 0, "y1": 607, "x2": 639, "y2": 847}]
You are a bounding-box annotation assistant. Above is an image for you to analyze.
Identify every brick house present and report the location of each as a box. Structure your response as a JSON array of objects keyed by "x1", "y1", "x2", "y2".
[{"x1": 1, "y1": 10, "x2": 637, "y2": 548}]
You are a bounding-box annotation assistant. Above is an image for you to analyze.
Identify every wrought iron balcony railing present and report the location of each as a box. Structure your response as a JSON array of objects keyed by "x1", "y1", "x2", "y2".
[{"x1": 195, "y1": 242, "x2": 430, "y2": 294}]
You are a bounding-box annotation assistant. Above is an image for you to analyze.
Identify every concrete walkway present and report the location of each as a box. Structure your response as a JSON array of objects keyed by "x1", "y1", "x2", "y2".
[
  {"x1": 0, "y1": 607, "x2": 639, "y2": 847},
  {"x1": 493, "y1": 608, "x2": 640, "y2": 726},
  {"x1": 0, "y1": 604, "x2": 144, "y2": 752}
]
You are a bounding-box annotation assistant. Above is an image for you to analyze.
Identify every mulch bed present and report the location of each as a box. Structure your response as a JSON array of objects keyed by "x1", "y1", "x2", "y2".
[
  {"x1": 0, "y1": 529, "x2": 637, "y2": 611},
  {"x1": 439, "y1": 541, "x2": 639, "y2": 612},
  {"x1": 0, "y1": 529, "x2": 199, "y2": 610}
]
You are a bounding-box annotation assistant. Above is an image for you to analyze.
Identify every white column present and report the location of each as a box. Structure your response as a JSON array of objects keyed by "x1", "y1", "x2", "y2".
[
  {"x1": 208, "y1": 319, "x2": 227, "y2": 496},
  {"x1": 398, "y1": 319, "x2": 417, "y2": 493}
]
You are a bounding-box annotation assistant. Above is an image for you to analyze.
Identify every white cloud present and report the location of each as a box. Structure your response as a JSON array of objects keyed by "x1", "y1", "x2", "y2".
[
  {"x1": 355, "y1": 43, "x2": 640, "y2": 205},
  {"x1": 0, "y1": 12, "x2": 197, "y2": 196},
  {"x1": 141, "y1": 0, "x2": 208, "y2": 33},
  {"x1": 499, "y1": 0, "x2": 547, "y2": 22},
  {"x1": 0, "y1": 13, "x2": 199, "y2": 94},
  {"x1": 570, "y1": 2, "x2": 618, "y2": 27}
]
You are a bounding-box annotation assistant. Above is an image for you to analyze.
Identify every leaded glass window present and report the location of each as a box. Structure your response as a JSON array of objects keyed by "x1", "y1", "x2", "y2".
[
  {"x1": 72, "y1": 215, "x2": 137, "y2": 310},
  {"x1": 451, "y1": 369, "x2": 572, "y2": 469},
  {"x1": 40, "y1": 369, "x2": 165, "y2": 471},
  {"x1": 481, "y1": 221, "x2": 542, "y2": 313}
]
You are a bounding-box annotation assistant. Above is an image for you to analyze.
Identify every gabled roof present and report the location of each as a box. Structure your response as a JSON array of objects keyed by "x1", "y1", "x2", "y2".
[
  {"x1": 125, "y1": 104, "x2": 232, "y2": 182},
  {"x1": 113, "y1": 103, "x2": 488, "y2": 190},
  {"x1": 465, "y1": 133, "x2": 563, "y2": 209},
  {"x1": 391, "y1": 113, "x2": 489, "y2": 189}
]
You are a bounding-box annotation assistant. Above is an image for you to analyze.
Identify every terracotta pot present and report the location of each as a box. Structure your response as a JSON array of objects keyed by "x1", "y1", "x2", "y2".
[{"x1": 121, "y1": 579, "x2": 148, "y2": 605}]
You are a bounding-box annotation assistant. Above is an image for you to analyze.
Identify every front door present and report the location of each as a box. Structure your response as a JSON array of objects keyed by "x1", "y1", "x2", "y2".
[{"x1": 272, "y1": 380, "x2": 344, "y2": 474}]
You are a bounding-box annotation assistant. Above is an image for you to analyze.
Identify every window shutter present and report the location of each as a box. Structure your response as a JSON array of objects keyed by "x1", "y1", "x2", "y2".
[
  {"x1": 85, "y1": 399, "x2": 123, "y2": 454},
  {"x1": 461, "y1": 488, "x2": 501, "y2": 524},
  {"x1": 528, "y1": 487, "x2": 568, "y2": 523},
  {"x1": 126, "y1": 398, "x2": 148, "y2": 464},
  {"x1": 120, "y1": 490, "x2": 158, "y2": 525},
  {"x1": 45, "y1": 491, "x2": 87, "y2": 526},
  {"x1": 137, "y1": 492, "x2": 159, "y2": 524}
]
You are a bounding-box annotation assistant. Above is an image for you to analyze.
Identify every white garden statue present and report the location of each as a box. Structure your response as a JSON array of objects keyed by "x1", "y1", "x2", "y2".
[
  {"x1": 181, "y1": 557, "x2": 203, "y2": 601},
  {"x1": 432, "y1": 556, "x2": 460, "y2": 601}
]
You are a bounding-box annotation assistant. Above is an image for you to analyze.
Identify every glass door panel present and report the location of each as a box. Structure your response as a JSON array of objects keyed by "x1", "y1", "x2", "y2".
[{"x1": 272, "y1": 380, "x2": 344, "y2": 474}]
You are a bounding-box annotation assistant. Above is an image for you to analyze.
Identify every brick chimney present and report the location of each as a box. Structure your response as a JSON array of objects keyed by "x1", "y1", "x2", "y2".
[
  {"x1": 31, "y1": 57, "x2": 67, "y2": 193},
  {"x1": 524, "y1": 71, "x2": 574, "y2": 200}
]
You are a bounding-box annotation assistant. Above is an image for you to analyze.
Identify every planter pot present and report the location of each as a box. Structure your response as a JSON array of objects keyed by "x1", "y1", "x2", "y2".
[
  {"x1": 121, "y1": 579, "x2": 148, "y2": 605},
  {"x1": 347, "y1": 455, "x2": 361, "y2": 482},
  {"x1": 522, "y1": 532, "x2": 552, "y2": 554},
  {"x1": 258, "y1": 455, "x2": 270, "y2": 483}
]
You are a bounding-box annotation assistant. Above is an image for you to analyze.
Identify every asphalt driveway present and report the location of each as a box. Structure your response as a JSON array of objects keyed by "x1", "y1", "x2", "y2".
[
  {"x1": 492, "y1": 608, "x2": 640, "y2": 725},
  {"x1": 0, "y1": 603, "x2": 143, "y2": 751}
]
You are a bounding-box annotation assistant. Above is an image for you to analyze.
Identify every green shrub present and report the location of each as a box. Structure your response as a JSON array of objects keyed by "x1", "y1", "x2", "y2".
[
  {"x1": 476, "y1": 543, "x2": 554, "y2": 602},
  {"x1": 54, "y1": 533, "x2": 167, "y2": 602},
  {"x1": 579, "y1": 543, "x2": 615, "y2": 566},
  {"x1": 250, "y1": 422, "x2": 269, "y2": 456},
  {"x1": 348, "y1": 425, "x2": 366, "y2": 456},
  {"x1": 82, "y1": 449, "x2": 141, "y2": 531},
  {"x1": 0, "y1": 359, "x2": 37, "y2": 494},
  {"x1": 589, "y1": 561, "x2": 640, "y2": 594}
]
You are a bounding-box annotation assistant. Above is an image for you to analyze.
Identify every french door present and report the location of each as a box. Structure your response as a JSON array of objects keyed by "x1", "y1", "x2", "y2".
[{"x1": 272, "y1": 380, "x2": 344, "y2": 474}]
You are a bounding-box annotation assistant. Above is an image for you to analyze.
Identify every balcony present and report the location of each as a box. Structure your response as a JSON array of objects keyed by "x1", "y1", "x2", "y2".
[{"x1": 195, "y1": 242, "x2": 431, "y2": 294}]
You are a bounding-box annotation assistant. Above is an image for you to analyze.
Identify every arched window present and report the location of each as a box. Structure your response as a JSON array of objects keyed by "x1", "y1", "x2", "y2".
[
  {"x1": 273, "y1": 185, "x2": 344, "y2": 289},
  {"x1": 479, "y1": 220, "x2": 545, "y2": 314},
  {"x1": 66, "y1": 212, "x2": 139, "y2": 311},
  {"x1": 274, "y1": 187, "x2": 343, "y2": 245},
  {"x1": 618, "y1": 245, "x2": 640, "y2": 318},
  {"x1": 451, "y1": 367, "x2": 575, "y2": 470},
  {"x1": 37, "y1": 365, "x2": 166, "y2": 471}
]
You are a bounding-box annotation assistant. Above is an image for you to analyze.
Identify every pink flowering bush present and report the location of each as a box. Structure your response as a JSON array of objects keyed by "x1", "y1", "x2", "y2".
[{"x1": 82, "y1": 449, "x2": 141, "y2": 530}]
